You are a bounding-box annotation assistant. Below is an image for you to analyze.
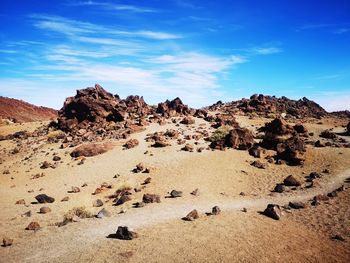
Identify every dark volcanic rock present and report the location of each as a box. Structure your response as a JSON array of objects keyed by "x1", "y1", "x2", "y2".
[
  {"x1": 115, "y1": 226, "x2": 138, "y2": 240},
  {"x1": 35, "y1": 194, "x2": 55, "y2": 203},
  {"x1": 225, "y1": 127, "x2": 255, "y2": 150},
  {"x1": 156, "y1": 97, "x2": 193, "y2": 117},
  {"x1": 212, "y1": 206, "x2": 221, "y2": 215},
  {"x1": 283, "y1": 175, "x2": 301, "y2": 186},
  {"x1": 183, "y1": 209, "x2": 199, "y2": 221},
  {"x1": 263, "y1": 204, "x2": 281, "y2": 220},
  {"x1": 143, "y1": 194, "x2": 161, "y2": 203}
]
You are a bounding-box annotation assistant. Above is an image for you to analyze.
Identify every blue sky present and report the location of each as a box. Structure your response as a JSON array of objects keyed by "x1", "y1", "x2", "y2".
[{"x1": 0, "y1": 0, "x2": 349, "y2": 110}]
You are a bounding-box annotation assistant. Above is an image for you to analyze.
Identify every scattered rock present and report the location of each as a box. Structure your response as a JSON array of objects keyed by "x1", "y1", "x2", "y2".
[
  {"x1": 61, "y1": 196, "x2": 69, "y2": 202},
  {"x1": 263, "y1": 204, "x2": 281, "y2": 220},
  {"x1": 143, "y1": 177, "x2": 152, "y2": 185},
  {"x1": 25, "y1": 221, "x2": 40, "y2": 231},
  {"x1": 170, "y1": 190, "x2": 183, "y2": 198},
  {"x1": 274, "y1": 184, "x2": 285, "y2": 193},
  {"x1": 2, "y1": 237, "x2": 13, "y2": 247},
  {"x1": 180, "y1": 116, "x2": 195, "y2": 125},
  {"x1": 39, "y1": 207, "x2": 51, "y2": 214},
  {"x1": 152, "y1": 140, "x2": 170, "y2": 148},
  {"x1": 15, "y1": 199, "x2": 25, "y2": 205},
  {"x1": 181, "y1": 144, "x2": 194, "y2": 152},
  {"x1": 93, "y1": 199, "x2": 104, "y2": 207},
  {"x1": 114, "y1": 226, "x2": 138, "y2": 240},
  {"x1": 35, "y1": 194, "x2": 55, "y2": 203},
  {"x1": 123, "y1": 139, "x2": 139, "y2": 149},
  {"x1": 40, "y1": 161, "x2": 51, "y2": 169},
  {"x1": 212, "y1": 206, "x2": 221, "y2": 215},
  {"x1": 289, "y1": 201, "x2": 306, "y2": 209},
  {"x1": 250, "y1": 160, "x2": 266, "y2": 169},
  {"x1": 115, "y1": 194, "x2": 132, "y2": 206},
  {"x1": 332, "y1": 234, "x2": 345, "y2": 241},
  {"x1": 183, "y1": 209, "x2": 199, "y2": 221},
  {"x1": 22, "y1": 211, "x2": 32, "y2": 217},
  {"x1": 143, "y1": 194, "x2": 161, "y2": 203},
  {"x1": 96, "y1": 208, "x2": 111, "y2": 218},
  {"x1": 248, "y1": 144, "x2": 265, "y2": 158},
  {"x1": 190, "y1": 188, "x2": 199, "y2": 196},
  {"x1": 69, "y1": 186, "x2": 81, "y2": 193},
  {"x1": 283, "y1": 175, "x2": 301, "y2": 187},
  {"x1": 52, "y1": 156, "x2": 61, "y2": 161}
]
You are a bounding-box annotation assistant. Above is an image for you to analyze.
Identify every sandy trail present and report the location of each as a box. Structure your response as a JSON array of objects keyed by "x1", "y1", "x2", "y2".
[{"x1": 21, "y1": 168, "x2": 349, "y2": 263}]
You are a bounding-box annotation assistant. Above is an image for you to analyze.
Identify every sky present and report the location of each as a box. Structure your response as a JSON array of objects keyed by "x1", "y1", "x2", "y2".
[{"x1": 0, "y1": 0, "x2": 350, "y2": 111}]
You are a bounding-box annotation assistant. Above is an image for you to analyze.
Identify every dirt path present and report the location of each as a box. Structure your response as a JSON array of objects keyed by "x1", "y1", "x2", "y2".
[{"x1": 16, "y1": 168, "x2": 349, "y2": 263}]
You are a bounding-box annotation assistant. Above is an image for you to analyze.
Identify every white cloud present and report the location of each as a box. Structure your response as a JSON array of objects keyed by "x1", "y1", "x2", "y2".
[
  {"x1": 333, "y1": 28, "x2": 350, "y2": 34},
  {"x1": 69, "y1": 1, "x2": 157, "y2": 13},
  {"x1": 250, "y1": 47, "x2": 282, "y2": 55}
]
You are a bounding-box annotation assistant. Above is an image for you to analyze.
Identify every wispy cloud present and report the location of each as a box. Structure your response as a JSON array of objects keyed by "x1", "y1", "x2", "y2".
[
  {"x1": 250, "y1": 47, "x2": 282, "y2": 55},
  {"x1": 333, "y1": 28, "x2": 350, "y2": 34},
  {"x1": 68, "y1": 1, "x2": 157, "y2": 13}
]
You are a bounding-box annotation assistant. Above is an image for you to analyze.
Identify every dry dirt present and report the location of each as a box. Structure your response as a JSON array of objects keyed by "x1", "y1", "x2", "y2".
[{"x1": 0, "y1": 115, "x2": 349, "y2": 263}]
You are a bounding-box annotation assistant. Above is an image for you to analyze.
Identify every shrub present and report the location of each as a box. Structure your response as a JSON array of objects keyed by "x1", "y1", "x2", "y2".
[{"x1": 209, "y1": 125, "x2": 231, "y2": 142}]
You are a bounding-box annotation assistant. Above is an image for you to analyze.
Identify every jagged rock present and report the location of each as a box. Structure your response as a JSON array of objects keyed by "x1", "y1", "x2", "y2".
[
  {"x1": 283, "y1": 175, "x2": 301, "y2": 186},
  {"x1": 156, "y1": 97, "x2": 192, "y2": 117},
  {"x1": 143, "y1": 177, "x2": 152, "y2": 185},
  {"x1": 315, "y1": 140, "x2": 325, "y2": 147},
  {"x1": 71, "y1": 143, "x2": 113, "y2": 157},
  {"x1": 212, "y1": 206, "x2": 221, "y2": 215},
  {"x1": 93, "y1": 199, "x2": 104, "y2": 207},
  {"x1": 191, "y1": 188, "x2": 199, "y2": 196},
  {"x1": 39, "y1": 207, "x2": 51, "y2": 214},
  {"x1": 123, "y1": 139, "x2": 139, "y2": 149},
  {"x1": 35, "y1": 194, "x2": 55, "y2": 203},
  {"x1": 133, "y1": 163, "x2": 145, "y2": 173},
  {"x1": 183, "y1": 209, "x2": 199, "y2": 221},
  {"x1": 2, "y1": 237, "x2": 13, "y2": 247},
  {"x1": 96, "y1": 208, "x2": 111, "y2": 218},
  {"x1": 25, "y1": 222, "x2": 40, "y2": 231},
  {"x1": 22, "y1": 211, "x2": 32, "y2": 217},
  {"x1": 170, "y1": 190, "x2": 183, "y2": 198},
  {"x1": 320, "y1": 130, "x2": 337, "y2": 139},
  {"x1": 143, "y1": 194, "x2": 161, "y2": 203},
  {"x1": 263, "y1": 204, "x2": 281, "y2": 220},
  {"x1": 115, "y1": 194, "x2": 131, "y2": 206},
  {"x1": 115, "y1": 226, "x2": 138, "y2": 240},
  {"x1": 225, "y1": 127, "x2": 254, "y2": 150}
]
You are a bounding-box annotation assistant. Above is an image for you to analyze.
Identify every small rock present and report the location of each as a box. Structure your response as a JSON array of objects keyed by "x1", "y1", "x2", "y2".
[
  {"x1": 183, "y1": 209, "x2": 199, "y2": 221},
  {"x1": 170, "y1": 190, "x2": 183, "y2": 198},
  {"x1": 133, "y1": 202, "x2": 145, "y2": 208},
  {"x1": 283, "y1": 175, "x2": 301, "y2": 187},
  {"x1": 39, "y1": 207, "x2": 51, "y2": 214},
  {"x1": 212, "y1": 206, "x2": 221, "y2": 215},
  {"x1": 69, "y1": 186, "x2": 80, "y2": 193},
  {"x1": 52, "y1": 156, "x2": 61, "y2": 161},
  {"x1": 289, "y1": 201, "x2": 306, "y2": 209},
  {"x1": 15, "y1": 199, "x2": 25, "y2": 205},
  {"x1": 25, "y1": 221, "x2": 40, "y2": 231},
  {"x1": 115, "y1": 226, "x2": 138, "y2": 240},
  {"x1": 93, "y1": 199, "x2": 104, "y2": 207},
  {"x1": 332, "y1": 234, "x2": 345, "y2": 241},
  {"x1": 61, "y1": 196, "x2": 69, "y2": 202},
  {"x1": 190, "y1": 188, "x2": 199, "y2": 196},
  {"x1": 143, "y1": 193, "x2": 161, "y2": 203},
  {"x1": 2, "y1": 237, "x2": 13, "y2": 247},
  {"x1": 81, "y1": 182, "x2": 88, "y2": 187},
  {"x1": 35, "y1": 194, "x2": 55, "y2": 203},
  {"x1": 250, "y1": 160, "x2": 266, "y2": 169},
  {"x1": 123, "y1": 139, "x2": 139, "y2": 149},
  {"x1": 21, "y1": 210, "x2": 32, "y2": 217},
  {"x1": 115, "y1": 194, "x2": 131, "y2": 206},
  {"x1": 40, "y1": 161, "x2": 51, "y2": 169},
  {"x1": 96, "y1": 208, "x2": 111, "y2": 218},
  {"x1": 263, "y1": 204, "x2": 281, "y2": 220},
  {"x1": 327, "y1": 191, "x2": 337, "y2": 198},
  {"x1": 274, "y1": 184, "x2": 285, "y2": 193},
  {"x1": 143, "y1": 177, "x2": 152, "y2": 185},
  {"x1": 242, "y1": 208, "x2": 247, "y2": 212}
]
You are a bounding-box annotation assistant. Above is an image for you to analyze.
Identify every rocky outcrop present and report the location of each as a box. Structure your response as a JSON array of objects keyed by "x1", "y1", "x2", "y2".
[
  {"x1": 210, "y1": 126, "x2": 254, "y2": 150},
  {"x1": 156, "y1": 97, "x2": 193, "y2": 117}
]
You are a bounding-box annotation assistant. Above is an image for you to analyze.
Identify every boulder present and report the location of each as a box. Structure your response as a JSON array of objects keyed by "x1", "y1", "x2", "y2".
[
  {"x1": 96, "y1": 208, "x2": 111, "y2": 218},
  {"x1": 115, "y1": 226, "x2": 138, "y2": 240},
  {"x1": 93, "y1": 199, "x2": 104, "y2": 207},
  {"x1": 248, "y1": 144, "x2": 265, "y2": 158},
  {"x1": 35, "y1": 194, "x2": 55, "y2": 203},
  {"x1": 180, "y1": 116, "x2": 195, "y2": 125},
  {"x1": 263, "y1": 204, "x2": 282, "y2": 220},
  {"x1": 71, "y1": 142, "x2": 113, "y2": 157},
  {"x1": 274, "y1": 184, "x2": 286, "y2": 193}
]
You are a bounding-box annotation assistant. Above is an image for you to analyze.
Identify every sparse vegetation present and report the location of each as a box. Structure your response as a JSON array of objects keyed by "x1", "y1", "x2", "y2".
[
  {"x1": 209, "y1": 125, "x2": 231, "y2": 142},
  {"x1": 63, "y1": 206, "x2": 93, "y2": 222}
]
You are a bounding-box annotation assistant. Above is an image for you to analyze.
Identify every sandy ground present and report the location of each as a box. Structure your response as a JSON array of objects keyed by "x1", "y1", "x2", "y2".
[{"x1": 0, "y1": 115, "x2": 350, "y2": 262}]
